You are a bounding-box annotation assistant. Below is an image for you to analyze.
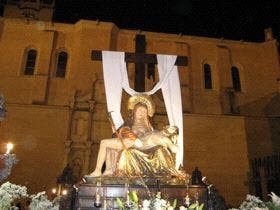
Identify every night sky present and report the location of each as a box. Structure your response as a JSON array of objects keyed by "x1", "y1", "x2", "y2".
[{"x1": 1, "y1": 0, "x2": 280, "y2": 42}]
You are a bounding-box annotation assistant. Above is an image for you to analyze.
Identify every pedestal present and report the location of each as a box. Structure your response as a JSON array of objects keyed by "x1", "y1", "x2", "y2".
[{"x1": 70, "y1": 177, "x2": 209, "y2": 210}]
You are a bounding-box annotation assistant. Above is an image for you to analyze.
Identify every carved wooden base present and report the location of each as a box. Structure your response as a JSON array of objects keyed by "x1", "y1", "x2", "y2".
[{"x1": 68, "y1": 177, "x2": 209, "y2": 209}]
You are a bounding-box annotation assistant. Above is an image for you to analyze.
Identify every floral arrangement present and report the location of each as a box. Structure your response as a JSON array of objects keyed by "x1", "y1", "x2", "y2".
[
  {"x1": 0, "y1": 182, "x2": 28, "y2": 209},
  {"x1": 29, "y1": 191, "x2": 60, "y2": 210},
  {"x1": 0, "y1": 182, "x2": 59, "y2": 210},
  {"x1": 116, "y1": 191, "x2": 204, "y2": 210},
  {"x1": 229, "y1": 192, "x2": 280, "y2": 210},
  {"x1": 266, "y1": 192, "x2": 280, "y2": 210}
]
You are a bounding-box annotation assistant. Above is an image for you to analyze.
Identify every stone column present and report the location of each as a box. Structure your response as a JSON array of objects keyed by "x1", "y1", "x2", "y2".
[
  {"x1": 216, "y1": 44, "x2": 233, "y2": 114},
  {"x1": 83, "y1": 99, "x2": 95, "y2": 175}
]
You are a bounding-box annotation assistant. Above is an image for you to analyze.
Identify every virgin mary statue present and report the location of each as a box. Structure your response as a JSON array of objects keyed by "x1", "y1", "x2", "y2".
[
  {"x1": 87, "y1": 51, "x2": 185, "y2": 179},
  {"x1": 88, "y1": 95, "x2": 185, "y2": 178}
]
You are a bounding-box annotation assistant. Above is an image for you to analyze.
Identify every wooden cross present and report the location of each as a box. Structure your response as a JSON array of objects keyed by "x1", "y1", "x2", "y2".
[{"x1": 91, "y1": 34, "x2": 188, "y2": 92}]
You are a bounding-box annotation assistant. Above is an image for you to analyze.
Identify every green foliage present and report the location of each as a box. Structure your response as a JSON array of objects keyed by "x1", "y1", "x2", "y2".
[
  {"x1": 188, "y1": 203, "x2": 204, "y2": 210},
  {"x1": 116, "y1": 197, "x2": 124, "y2": 209},
  {"x1": 130, "y1": 191, "x2": 139, "y2": 203},
  {"x1": 266, "y1": 201, "x2": 280, "y2": 210},
  {"x1": 198, "y1": 203, "x2": 204, "y2": 210},
  {"x1": 188, "y1": 203, "x2": 197, "y2": 209},
  {"x1": 172, "y1": 198, "x2": 177, "y2": 209},
  {"x1": 115, "y1": 190, "x2": 205, "y2": 210}
]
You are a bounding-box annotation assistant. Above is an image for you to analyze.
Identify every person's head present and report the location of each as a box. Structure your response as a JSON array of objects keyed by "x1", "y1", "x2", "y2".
[
  {"x1": 133, "y1": 103, "x2": 148, "y2": 121},
  {"x1": 162, "y1": 125, "x2": 179, "y2": 142},
  {"x1": 163, "y1": 125, "x2": 179, "y2": 135},
  {"x1": 127, "y1": 94, "x2": 155, "y2": 117}
]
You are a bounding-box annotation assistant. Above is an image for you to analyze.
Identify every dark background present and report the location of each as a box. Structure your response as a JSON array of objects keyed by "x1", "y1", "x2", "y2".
[{"x1": 3, "y1": 0, "x2": 280, "y2": 42}]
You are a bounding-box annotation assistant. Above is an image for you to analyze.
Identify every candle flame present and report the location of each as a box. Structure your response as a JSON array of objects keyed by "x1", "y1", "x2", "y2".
[{"x1": 6, "y1": 143, "x2": 13, "y2": 154}]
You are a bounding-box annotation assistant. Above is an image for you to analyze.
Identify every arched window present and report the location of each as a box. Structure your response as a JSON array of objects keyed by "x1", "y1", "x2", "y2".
[
  {"x1": 24, "y1": 49, "x2": 37, "y2": 75},
  {"x1": 231, "y1": 66, "x2": 241, "y2": 91},
  {"x1": 203, "y1": 63, "x2": 212, "y2": 89},
  {"x1": 56, "y1": 51, "x2": 68, "y2": 78}
]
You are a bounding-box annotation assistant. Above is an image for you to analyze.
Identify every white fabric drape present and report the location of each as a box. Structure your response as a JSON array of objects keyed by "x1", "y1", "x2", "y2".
[
  {"x1": 102, "y1": 51, "x2": 125, "y2": 129},
  {"x1": 157, "y1": 54, "x2": 183, "y2": 169},
  {"x1": 120, "y1": 56, "x2": 177, "y2": 96},
  {"x1": 102, "y1": 51, "x2": 184, "y2": 168}
]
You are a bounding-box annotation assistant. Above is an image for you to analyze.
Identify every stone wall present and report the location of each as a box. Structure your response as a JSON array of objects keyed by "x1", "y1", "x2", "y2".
[
  {"x1": 0, "y1": 16, "x2": 279, "y2": 206},
  {"x1": 0, "y1": 104, "x2": 69, "y2": 194}
]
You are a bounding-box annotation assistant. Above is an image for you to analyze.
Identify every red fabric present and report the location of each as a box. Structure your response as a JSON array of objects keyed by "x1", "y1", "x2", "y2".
[{"x1": 119, "y1": 126, "x2": 138, "y2": 140}]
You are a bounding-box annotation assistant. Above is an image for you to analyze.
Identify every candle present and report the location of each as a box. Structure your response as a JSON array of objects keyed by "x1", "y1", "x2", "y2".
[
  {"x1": 94, "y1": 192, "x2": 102, "y2": 208},
  {"x1": 184, "y1": 194, "x2": 190, "y2": 206},
  {"x1": 195, "y1": 200, "x2": 199, "y2": 210},
  {"x1": 103, "y1": 199, "x2": 107, "y2": 210},
  {"x1": 96, "y1": 193, "x2": 100, "y2": 203},
  {"x1": 126, "y1": 190, "x2": 130, "y2": 202},
  {"x1": 6, "y1": 143, "x2": 13, "y2": 154}
]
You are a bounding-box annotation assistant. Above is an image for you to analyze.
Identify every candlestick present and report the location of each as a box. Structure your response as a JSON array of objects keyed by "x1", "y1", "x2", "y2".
[
  {"x1": 195, "y1": 200, "x2": 199, "y2": 210},
  {"x1": 184, "y1": 194, "x2": 190, "y2": 207},
  {"x1": 94, "y1": 181, "x2": 102, "y2": 208},
  {"x1": 96, "y1": 193, "x2": 100, "y2": 203},
  {"x1": 126, "y1": 190, "x2": 130, "y2": 202},
  {"x1": 94, "y1": 193, "x2": 102, "y2": 208},
  {"x1": 103, "y1": 199, "x2": 107, "y2": 210}
]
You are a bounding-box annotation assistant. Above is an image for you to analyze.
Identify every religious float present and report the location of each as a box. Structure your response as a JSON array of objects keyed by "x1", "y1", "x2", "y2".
[{"x1": 59, "y1": 51, "x2": 227, "y2": 210}]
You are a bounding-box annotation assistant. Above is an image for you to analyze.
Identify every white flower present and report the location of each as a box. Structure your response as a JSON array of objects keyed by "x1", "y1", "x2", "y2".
[
  {"x1": 0, "y1": 182, "x2": 28, "y2": 200},
  {"x1": 0, "y1": 182, "x2": 60, "y2": 210},
  {"x1": 0, "y1": 193, "x2": 13, "y2": 209},
  {"x1": 269, "y1": 192, "x2": 280, "y2": 207},
  {"x1": 0, "y1": 182, "x2": 29, "y2": 210},
  {"x1": 246, "y1": 194, "x2": 263, "y2": 203},
  {"x1": 143, "y1": 199, "x2": 150, "y2": 208},
  {"x1": 160, "y1": 199, "x2": 167, "y2": 207},
  {"x1": 238, "y1": 194, "x2": 266, "y2": 210},
  {"x1": 30, "y1": 191, "x2": 54, "y2": 210}
]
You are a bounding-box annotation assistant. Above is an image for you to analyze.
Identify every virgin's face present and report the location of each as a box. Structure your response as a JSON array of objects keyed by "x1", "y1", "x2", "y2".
[{"x1": 134, "y1": 106, "x2": 148, "y2": 120}]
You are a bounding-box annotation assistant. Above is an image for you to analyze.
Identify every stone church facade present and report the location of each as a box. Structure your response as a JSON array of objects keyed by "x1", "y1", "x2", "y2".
[{"x1": 0, "y1": 1, "x2": 279, "y2": 206}]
